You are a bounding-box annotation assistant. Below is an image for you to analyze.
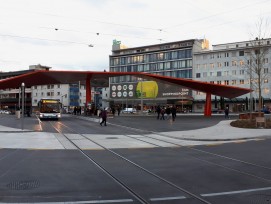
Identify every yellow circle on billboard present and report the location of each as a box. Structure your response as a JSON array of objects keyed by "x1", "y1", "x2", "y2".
[{"x1": 136, "y1": 81, "x2": 158, "y2": 98}]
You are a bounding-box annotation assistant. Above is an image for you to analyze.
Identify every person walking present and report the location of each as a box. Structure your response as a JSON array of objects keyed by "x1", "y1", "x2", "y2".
[
  {"x1": 156, "y1": 105, "x2": 161, "y2": 119},
  {"x1": 160, "y1": 107, "x2": 165, "y2": 120},
  {"x1": 171, "y1": 105, "x2": 177, "y2": 121},
  {"x1": 224, "y1": 107, "x2": 229, "y2": 119},
  {"x1": 166, "y1": 106, "x2": 171, "y2": 120},
  {"x1": 117, "y1": 107, "x2": 121, "y2": 116},
  {"x1": 99, "y1": 109, "x2": 107, "y2": 126}
]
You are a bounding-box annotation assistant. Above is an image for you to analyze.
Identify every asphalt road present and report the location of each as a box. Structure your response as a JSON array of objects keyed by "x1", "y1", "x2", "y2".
[
  {"x1": 0, "y1": 113, "x2": 239, "y2": 134},
  {"x1": 0, "y1": 113, "x2": 270, "y2": 203}
]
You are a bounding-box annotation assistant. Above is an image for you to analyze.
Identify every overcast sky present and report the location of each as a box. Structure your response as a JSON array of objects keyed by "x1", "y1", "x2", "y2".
[{"x1": 0, "y1": 0, "x2": 271, "y2": 72}]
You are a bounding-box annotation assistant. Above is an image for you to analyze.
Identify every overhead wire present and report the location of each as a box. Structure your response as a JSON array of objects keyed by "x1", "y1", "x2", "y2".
[{"x1": 163, "y1": 0, "x2": 271, "y2": 30}]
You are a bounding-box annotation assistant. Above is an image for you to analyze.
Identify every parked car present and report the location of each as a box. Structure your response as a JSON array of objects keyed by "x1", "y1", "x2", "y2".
[
  {"x1": 2, "y1": 110, "x2": 11, "y2": 114},
  {"x1": 122, "y1": 108, "x2": 137, "y2": 114}
]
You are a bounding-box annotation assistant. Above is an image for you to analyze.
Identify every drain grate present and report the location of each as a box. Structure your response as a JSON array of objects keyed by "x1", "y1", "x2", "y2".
[
  {"x1": 247, "y1": 194, "x2": 271, "y2": 204},
  {"x1": 106, "y1": 137, "x2": 119, "y2": 139},
  {"x1": 7, "y1": 180, "x2": 40, "y2": 190}
]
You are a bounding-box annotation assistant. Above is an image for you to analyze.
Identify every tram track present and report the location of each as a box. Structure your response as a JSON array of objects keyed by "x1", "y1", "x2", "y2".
[
  {"x1": 48, "y1": 120, "x2": 213, "y2": 204},
  {"x1": 103, "y1": 120, "x2": 271, "y2": 184},
  {"x1": 54, "y1": 117, "x2": 271, "y2": 185}
]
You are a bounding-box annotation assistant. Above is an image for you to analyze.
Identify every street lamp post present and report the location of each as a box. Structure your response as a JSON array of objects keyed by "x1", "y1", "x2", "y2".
[{"x1": 21, "y1": 82, "x2": 25, "y2": 130}]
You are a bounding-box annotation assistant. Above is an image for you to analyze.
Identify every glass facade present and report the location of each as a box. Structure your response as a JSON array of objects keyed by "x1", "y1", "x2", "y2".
[{"x1": 110, "y1": 47, "x2": 193, "y2": 83}]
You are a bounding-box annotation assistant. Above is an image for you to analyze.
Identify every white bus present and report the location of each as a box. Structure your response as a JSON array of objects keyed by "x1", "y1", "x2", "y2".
[{"x1": 38, "y1": 99, "x2": 62, "y2": 120}]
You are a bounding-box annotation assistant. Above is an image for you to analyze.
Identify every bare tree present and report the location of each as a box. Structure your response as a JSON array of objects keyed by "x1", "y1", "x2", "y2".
[{"x1": 244, "y1": 18, "x2": 271, "y2": 116}]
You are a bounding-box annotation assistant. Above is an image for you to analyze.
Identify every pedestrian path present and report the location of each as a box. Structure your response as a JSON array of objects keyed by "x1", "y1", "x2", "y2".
[
  {"x1": 0, "y1": 118, "x2": 270, "y2": 150},
  {"x1": 162, "y1": 120, "x2": 271, "y2": 141}
]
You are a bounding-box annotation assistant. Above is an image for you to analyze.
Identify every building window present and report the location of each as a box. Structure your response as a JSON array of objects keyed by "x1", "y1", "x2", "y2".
[
  {"x1": 240, "y1": 70, "x2": 245, "y2": 75},
  {"x1": 239, "y1": 60, "x2": 244, "y2": 66},
  {"x1": 224, "y1": 62, "x2": 229, "y2": 67},
  {"x1": 240, "y1": 80, "x2": 244, "y2": 84},
  {"x1": 210, "y1": 72, "x2": 214, "y2": 76},
  {"x1": 210, "y1": 63, "x2": 214, "y2": 69},
  {"x1": 196, "y1": 64, "x2": 200, "y2": 69},
  {"x1": 217, "y1": 53, "x2": 222, "y2": 58},
  {"x1": 239, "y1": 51, "x2": 244, "y2": 56},
  {"x1": 264, "y1": 68, "x2": 268, "y2": 73},
  {"x1": 47, "y1": 92, "x2": 50, "y2": 96},
  {"x1": 217, "y1": 81, "x2": 221, "y2": 84},
  {"x1": 203, "y1": 72, "x2": 207, "y2": 77},
  {"x1": 58, "y1": 84, "x2": 61, "y2": 88},
  {"x1": 224, "y1": 80, "x2": 229, "y2": 85},
  {"x1": 196, "y1": 73, "x2": 201, "y2": 78},
  {"x1": 224, "y1": 71, "x2": 229, "y2": 76},
  {"x1": 47, "y1": 85, "x2": 50, "y2": 89},
  {"x1": 232, "y1": 80, "x2": 236, "y2": 85},
  {"x1": 264, "y1": 79, "x2": 268, "y2": 83},
  {"x1": 210, "y1": 54, "x2": 215, "y2": 59},
  {"x1": 224, "y1": 52, "x2": 229, "y2": 57},
  {"x1": 217, "y1": 62, "x2": 222, "y2": 67},
  {"x1": 217, "y1": 71, "x2": 222, "y2": 77},
  {"x1": 232, "y1": 70, "x2": 236, "y2": 75},
  {"x1": 57, "y1": 92, "x2": 60, "y2": 96},
  {"x1": 210, "y1": 81, "x2": 214, "y2": 84}
]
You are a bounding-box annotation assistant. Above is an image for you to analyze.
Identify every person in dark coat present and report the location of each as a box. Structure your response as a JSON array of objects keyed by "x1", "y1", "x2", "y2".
[
  {"x1": 160, "y1": 107, "x2": 165, "y2": 120},
  {"x1": 100, "y1": 109, "x2": 107, "y2": 126},
  {"x1": 156, "y1": 105, "x2": 161, "y2": 119},
  {"x1": 171, "y1": 105, "x2": 177, "y2": 121},
  {"x1": 224, "y1": 107, "x2": 229, "y2": 119},
  {"x1": 166, "y1": 106, "x2": 171, "y2": 120}
]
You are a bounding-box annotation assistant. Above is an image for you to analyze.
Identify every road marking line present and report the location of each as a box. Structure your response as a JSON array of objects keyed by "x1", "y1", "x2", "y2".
[
  {"x1": 150, "y1": 196, "x2": 186, "y2": 201},
  {"x1": 201, "y1": 186, "x2": 271, "y2": 197},
  {"x1": 0, "y1": 198, "x2": 134, "y2": 204}
]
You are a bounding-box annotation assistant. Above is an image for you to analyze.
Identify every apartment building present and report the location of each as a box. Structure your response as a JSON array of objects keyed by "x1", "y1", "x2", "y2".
[
  {"x1": 193, "y1": 39, "x2": 271, "y2": 112},
  {"x1": 0, "y1": 65, "x2": 89, "y2": 113}
]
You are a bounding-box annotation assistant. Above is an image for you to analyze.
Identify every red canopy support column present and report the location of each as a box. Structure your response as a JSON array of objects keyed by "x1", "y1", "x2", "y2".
[
  {"x1": 204, "y1": 92, "x2": 212, "y2": 117},
  {"x1": 86, "y1": 76, "x2": 91, "y2": 105}
]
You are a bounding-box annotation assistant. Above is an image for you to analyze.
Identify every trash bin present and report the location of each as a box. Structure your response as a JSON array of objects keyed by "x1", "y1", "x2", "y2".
[{"x1": 16, "y1": 110, "x2": 20, "y2": 119}]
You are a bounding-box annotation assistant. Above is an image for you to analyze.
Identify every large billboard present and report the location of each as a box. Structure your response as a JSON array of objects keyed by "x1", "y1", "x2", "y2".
[{"x1": 110, "y1": 81, "x2": 192, "y2": 99}]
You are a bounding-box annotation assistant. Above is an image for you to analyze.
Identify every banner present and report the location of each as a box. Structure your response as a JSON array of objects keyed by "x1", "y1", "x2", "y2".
[{"x1": 110, "y1": 81, "x2": 192, "y2": 99}]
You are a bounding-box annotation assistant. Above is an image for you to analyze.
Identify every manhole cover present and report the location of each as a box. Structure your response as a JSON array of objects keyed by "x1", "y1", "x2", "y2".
[
  {"x1": 7, "y1": 180, "x2": 40, "y2": 190},
  {"x1": 246, "y1": 194, "x2": 271, "y2": 204},
  {"x1": 106, "y1": 137, "x2": 119, "y2": 139}
]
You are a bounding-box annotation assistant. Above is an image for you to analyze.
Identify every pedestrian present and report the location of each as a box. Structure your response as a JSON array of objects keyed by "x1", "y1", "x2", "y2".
[
  {"x1": 171, "y1": 105, "x2": 177, "y2": 121},
  {"x1": 160, "y1": 107, "x2": 165, "y2": 120},
  {"x1": 99, "y1": 108, "x2": 107, "y2": 126},
  {"x1": 224, "y1": 107, "x2": 229, "y2": 119},
  {"x1": 166, "y1": 106, "x2": 171, "y2": 120},
  {"x1": 117, "y1": 107, "x2": 121, "y2": 116},
  {"x1": 112, "y1": 107, "x2": 116, "y2": 116},
  {"x1": 156, "y1": 105, "x2": 161, "y2": 119}
]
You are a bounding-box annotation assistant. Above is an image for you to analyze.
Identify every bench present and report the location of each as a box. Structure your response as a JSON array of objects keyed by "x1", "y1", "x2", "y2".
[{"x1": 256, "y1": 117, "x2": 266, "y2": 128}]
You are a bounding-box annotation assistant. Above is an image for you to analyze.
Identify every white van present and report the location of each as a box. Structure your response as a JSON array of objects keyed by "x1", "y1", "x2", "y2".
[{"x1": 122, "y1": 108, "x2": 137, "y2": 114}]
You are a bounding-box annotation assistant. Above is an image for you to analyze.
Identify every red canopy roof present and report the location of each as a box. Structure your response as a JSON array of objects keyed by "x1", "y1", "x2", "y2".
[{"x1": 0, "y1": 70, "x2": 251, "y2": 99}]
